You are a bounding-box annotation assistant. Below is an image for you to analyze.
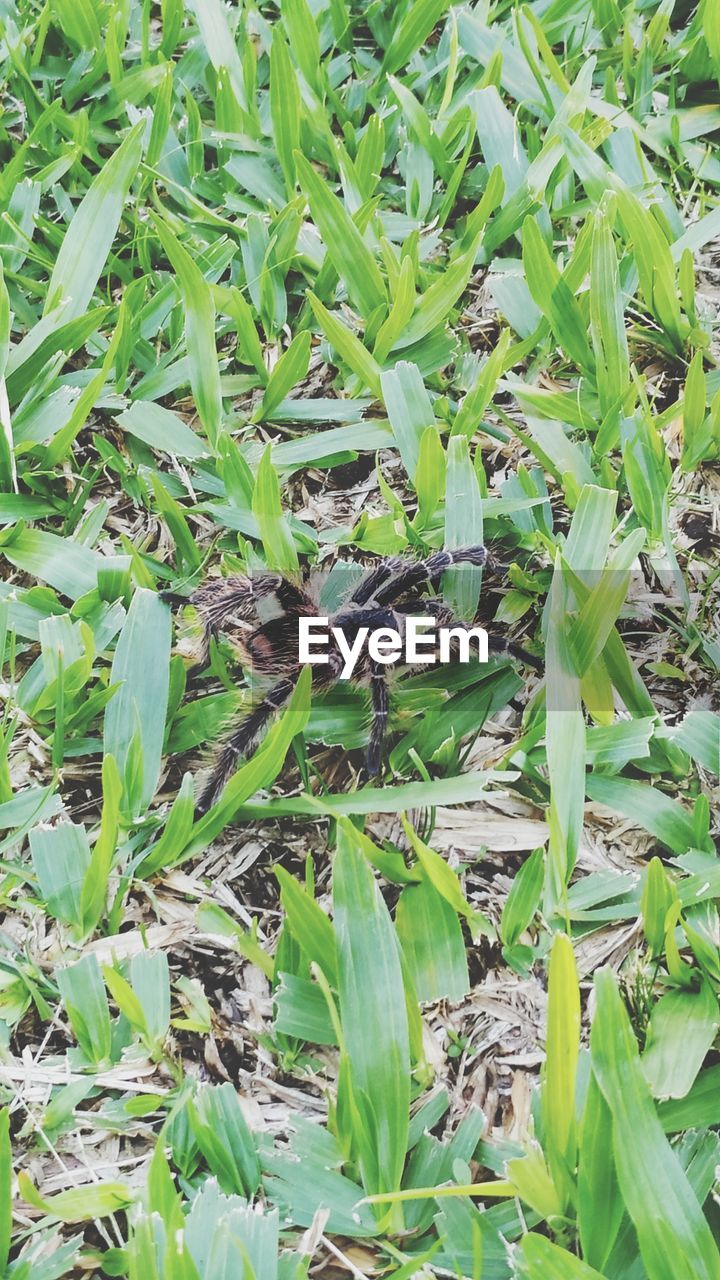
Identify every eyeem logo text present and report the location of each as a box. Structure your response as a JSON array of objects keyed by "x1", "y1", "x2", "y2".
[{"x1": 299, "y1": 616, "x2": 489, "y2": 680}]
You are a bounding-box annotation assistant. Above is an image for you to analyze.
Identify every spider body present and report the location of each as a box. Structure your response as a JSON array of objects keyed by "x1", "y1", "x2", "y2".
[{"x1": 172, "y1": 547, "x2": 541, "y2": 811}]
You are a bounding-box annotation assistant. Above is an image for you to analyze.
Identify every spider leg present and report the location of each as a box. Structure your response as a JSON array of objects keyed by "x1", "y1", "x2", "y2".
[
  {"x1": 197, "y1": 675, "x2": 296, "y2": 813},
  {"x1": 366, "y1": 662, "x2": 389, "y2": 776},
  {"x1": 487, "y1": 635, "x2": 543, "y2": 672},
  {"x1": 398, "y1": 600, "x2": 542, "y2": 673},
  {"x1": 363, "y1": 546, "x2": 490, "y2": 607},
  {"x1": 350, "y1": 558, "x2": 408, "y2": 607}
]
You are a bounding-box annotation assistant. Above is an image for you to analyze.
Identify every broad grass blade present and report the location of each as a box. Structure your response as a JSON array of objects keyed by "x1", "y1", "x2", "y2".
[
  {"x1": 381, "y1": 361, "x2": 434, "y2": 481},
  {"x1": 577, "y1": 1069, "x2": 623, "y2": 1270},
  {"x1": 382, "y1": 0, "x2": 451, "y2": 75},
  {"x1": 252, "y1": 444, "x2": 299, "y2": 571},
  {"x1": 333, "y1": 818, "x2": 410, "y2": 1206},
  {"x1": 444, "y1": 435, "x2": 483, "y2": 618},
  {"x1": 520, "y1": 1233, "x2": 606, "y2": 1278},
  {"x1": 103, "y1": 589, "x2": 171, "y2": 816},
  {"x1": 541, "y1": 932, "x2": 580, "y2": 1210},
  {"x1": 641, "y1": 981, "x2": 719, "y2": 1100},
  {"x1": 154, "y1": 218, "x2": 223, "y2": 447},
  {"x1": 45, "y1": 122, "x2": 144, "y2": 321},
  {"x1": 296, "y1": 152, "x2": 387, "y2": 319},
  {"x1": 590, "y1": 967, "x2": 720, "y2": 1280}
]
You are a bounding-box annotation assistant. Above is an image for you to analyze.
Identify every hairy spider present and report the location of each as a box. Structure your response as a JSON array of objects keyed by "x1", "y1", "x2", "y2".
[{"x1": 169, "y1": 546, "x2": 542, "y2": 812}]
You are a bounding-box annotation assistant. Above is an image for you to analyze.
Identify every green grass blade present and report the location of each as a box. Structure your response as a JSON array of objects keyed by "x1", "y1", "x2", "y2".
[
  {"x1": 590, "y1": 968, "x2": 720, "y2": 1280},
  {"x1": 103, "y1": 589, "x2": 171, "y2": 817},
  {"x1": 154, "y1": 217, "x2": 223, "y2": 447},
  {"x1": 45, "y1": 121, "x2": 144, "y2": 321},
  {"x1": 296, "y1": 152, "x2": 387, "y2": 319},
  {"x1": 381, "y1": 361, "x2": 434, "y2": 482},
  {"x1": 542, "y1": 933, "x2": 580, "y2": 1211},
  {"x1": 333, "y1": 818, "x2": 410, "y2": 1204}
]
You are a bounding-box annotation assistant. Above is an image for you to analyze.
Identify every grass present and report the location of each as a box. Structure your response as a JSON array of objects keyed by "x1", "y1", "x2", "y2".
[{"x1": 0, "y1": 0, "x2": 718, "y2": 1276}]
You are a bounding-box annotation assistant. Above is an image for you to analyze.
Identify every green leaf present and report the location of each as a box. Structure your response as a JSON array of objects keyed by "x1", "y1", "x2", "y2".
[
  {"x1": 414, "y1": 425, "x2": 446, "y2": 526},
  {"x1": 590, "y1": 211, "x2": 630, "y2": 432},
  {"x1": 188, "y1": 0, "x2": 247, "y2": 110},
  {"x1": 130, "y1": 951, "x2": 171, "y2": 1053},
  {"x1": 103, "y1": 965, "x2": 150, "y2": 1038},
  {"x1": 522, "y1": 216, "x2": 595, "y2": 374},
  {"x1": 295, "y1": 152, "x2": 387, "y2": 319},
  {"x1": 642, "y1": 981, "x2": 719, "y2": 1100},
  {"x1": 136, "y1": 772, "x2": 195, "y2": 878},
  {"x1": 585, "y1": 774, "x2": 710, "y2": 855},
  {"x1": 381, "y1": 361, "x2": 434, "y2": 482},
  {"x1": 615, "y1": 188, "x2": 685, "y2": 351},
  {"x1": 545, "y1": 553, "x2": 584, "y2": 898},
  {"x1": 395, "y1": 233, "x2": 487, "y2": 349},
  {"x1": 57, "y1": 954, "x2": 112, "y2": 1066},
  {"x1": 381, "y1": 0, "x2": 451, "y2": 75},
  {"x1": 658, "y1": 1065, "x2": 720, "y2": 1134},
  {"x1": 216, "y1": 284, "x2": 268, "y2": 382},
  {"x1": 542, "y1": 932, "x2": 580, "y2": 1210},
  {"x1": 19, "y1": 1172, "x2": 133, "y2": 1223},
  {"x1": 577, "y1": 1069, "x2": 623, "y2": 1271},
  {"x1": 275, "y1": 865, "x2": 339, "y2": 986},
  {"x1": 269, "y1": 29, "x2": 301, "y2": 194},
  {"x1": 0, "y1": 526, "x2": 103, "y2": 599},
  {"x1": 444, "y1": 434, "x2": 484, "y2": 618},
  {"x1": 30, "y1": 820, "x2": 90, "y2": 932},
  {"x1": 190, "y1": 1083, "x2": 262, "y2": 1198},
  {"x1": 281, "y1": 0, "x2": 322, "y2": 96},
  {"x1": 45, "y1": 122, "x2": 144, "y2": 320},
  {"x1": 401, "y1": 816, "x2": 477, "y2": 925},
  {"x1": 116, "y1": 402, "x2": 207, "y2": 459},
  {"x1": 231, "y1": 769, "x2": 505, "y2": 819},
  {"x1": 519, "y1": 1234, "x2": 606, "y2": 1279},
  {"x1": 274, "y1": 973, "x2": 337, "y2": 1045},
  {"x1": 50, "y1": 0, "x2": 103, "y2": 49},
  {"x1": 252, "y1": 443, "x2": 299, "y2": 570},
  {"x1": 590, "y1": 967, "x2": 720, "y2": 1280},
  {"x1": 396, "y1": 874, "x2": 469, "y2": 1002},
  {"x1": 507, "y1": 1143, "x2": 563, "y2": 1219},
  {"x1": 333, "y1": 818, "x2": 410, "y2": 1201},
  {"x1": 501, "y1": 848, "x2": 544, "y2": 947},
  {"x1": 150, "y1": 473, "x2": 203, "y2": 572},
  {"x1": 641, "y1": 857, "x2": 678, "y2": 956},
  {"x1": 568, "y1": 527, "x2": 646, "y2": 675},
  {"x1": 670, "y1": 708, "x2": 719, "y2": 774},
  {"x1": 103, "y1": 589, "x2": 171, "y2": 816},
  {"x1": 256, "y1": 330, "x2": 311, "y2": 422},
  {"x1": 154, "y1": 217, "x2": 223, "y2": 446},
  {"x1": 453, "y1": 329, "x2": 511, "y2": 439},
  {"x1": 621, "y1": 414, "x2": 671, "y2": 542},
  {"x1": 307, "y1": 292, "x2": 382, "y2": 396},
  {"x1": 373, "y1": 255, "x2": 415, "y2": 363}
]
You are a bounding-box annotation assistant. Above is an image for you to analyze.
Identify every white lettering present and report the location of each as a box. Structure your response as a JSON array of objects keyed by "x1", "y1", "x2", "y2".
[
  {"x1": 368, "y1": 627, "x2": 403, "y2": 664},
  {"x1": 297, "y1": 616, "x2": 492, "y2": 672},
  {"x1": 405, "y1": 616, "x2": 436, "y2": 663},
  {"x1": 439, "y1": 626, "x2": 488, "y2": 663},
  {"x1": 299, "y1": 616, "x2": 330, "y2": 664},
  {"x1": 334, "y1": 626, "x2": 369, "y2": 679}
]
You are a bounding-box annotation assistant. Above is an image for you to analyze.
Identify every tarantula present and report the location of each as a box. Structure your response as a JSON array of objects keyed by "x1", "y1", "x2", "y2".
[{"x1": 169, "y1": 546, "x2": 541, "y2": 812}]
